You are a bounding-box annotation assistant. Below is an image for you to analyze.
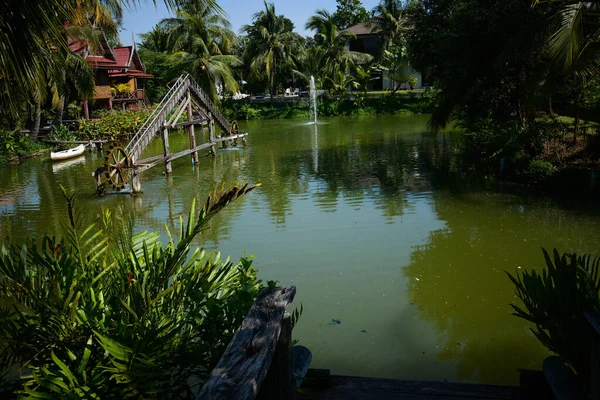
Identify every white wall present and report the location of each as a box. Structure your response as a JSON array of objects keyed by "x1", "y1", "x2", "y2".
[{"x1": 382, "y1": 69, "x2": 423, "y2": 90}]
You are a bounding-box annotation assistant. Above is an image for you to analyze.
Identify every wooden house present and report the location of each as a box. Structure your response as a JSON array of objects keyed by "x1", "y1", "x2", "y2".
[{"x1": 68, "y1": 31, "x2": 153, "y2": 118}]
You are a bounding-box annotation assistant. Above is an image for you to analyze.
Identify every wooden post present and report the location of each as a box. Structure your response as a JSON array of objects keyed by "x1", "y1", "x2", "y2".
[
  {"x1": 208, "y1": 113, "x2": 217, "y2": 156},
  {"x1": 197, "y1": 286, "x2": 296, "y2": 400},
  {"x1": 132, "y1": 172, "x2": 142, "y2": 194},
  {"x1": 256, "y1": 313, "x2": 294, "y2": 400},
  {"x1": 187, "y1": 90, "x2": 199, "y2": 164},
  {"x1": 162, "y1": 127, "x2": 172, "y2": 174}
]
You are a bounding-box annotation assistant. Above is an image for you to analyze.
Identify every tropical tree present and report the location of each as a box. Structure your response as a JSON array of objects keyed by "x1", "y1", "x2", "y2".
[
  {"x1": 528, "y1": 1, "x2": 600, "y2": 143},
  {"x1": 292, "y1": 46, "x2": 327, "y2": 89},
  {"x1": 160, "y1": 2, "x2": 241, "y2": 101},
  {"x1": 324, "y1": 70, "x2": 359, "y2": 96},
  {"x1": 305, "y1": 9, "x2": 372, "y2": 77},
  {"x1": 331, "y1": 0, "x2": 370, "y2": 30},
  {"x1": 372, "y1": 0, "x2": 406, "y2": 53},
  {"x1": 373, "y1": 43, "x2": 413, "y2": 94},
  {"x1": 354, "y1": 65, "x2": 373, "y2": 94},
  {"x1": 242, "y1": 1, "x2": 302, "y2": 99}
]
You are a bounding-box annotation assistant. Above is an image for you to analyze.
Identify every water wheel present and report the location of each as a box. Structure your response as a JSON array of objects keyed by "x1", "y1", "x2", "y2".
[{"x1": 104, "y1": 146, "x2": 131, "y2": 189}]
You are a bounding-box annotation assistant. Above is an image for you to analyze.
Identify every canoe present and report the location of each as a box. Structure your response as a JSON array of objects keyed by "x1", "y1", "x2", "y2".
[{"x1": 51, "y1": 144, "x2": 85, "y2": 161}]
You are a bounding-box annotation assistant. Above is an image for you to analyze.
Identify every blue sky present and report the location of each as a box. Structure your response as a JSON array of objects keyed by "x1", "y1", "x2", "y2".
[{"x1": 121, "y1": 0, "x2": 380, "y2": 45}]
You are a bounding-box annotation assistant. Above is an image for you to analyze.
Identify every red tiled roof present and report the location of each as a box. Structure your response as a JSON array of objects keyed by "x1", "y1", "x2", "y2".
[
  {"x1": 113, "y1": 46, "x2": 132, "y2": 68},
  {"x1": 87, "y1": 56, "x2": 117, "y2": 65}
]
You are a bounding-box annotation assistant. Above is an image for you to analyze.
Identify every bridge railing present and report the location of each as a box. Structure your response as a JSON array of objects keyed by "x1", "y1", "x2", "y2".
[{"x1": 125, "y1": 75, "x2": 189, "y2": 160}]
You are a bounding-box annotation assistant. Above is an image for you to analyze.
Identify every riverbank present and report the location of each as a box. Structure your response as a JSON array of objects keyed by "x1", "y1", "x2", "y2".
[
  {"x1": 0, "y1": 135, "x2": 51, "y2": 165},
  {"x1": 222, "y1": 95, "x2": 433, "y2": 121}
]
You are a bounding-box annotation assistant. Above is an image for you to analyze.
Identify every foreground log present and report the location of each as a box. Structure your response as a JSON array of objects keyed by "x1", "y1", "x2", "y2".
[{"x1": 198, "y1": 286, "x2": 296, "y2": 400}]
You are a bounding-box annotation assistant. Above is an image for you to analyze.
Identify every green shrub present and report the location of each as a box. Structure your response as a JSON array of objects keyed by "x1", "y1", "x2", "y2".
[
  {"x1": 78, "y1": 107, "x2": 154, "y2": 140},
  {"x1": 519, "y1": 159, "x2": 555, "y2": 184},
  {"x1": 507, "y1": 249, "x2": 600, "y2": 384},
  {"x1": 0, "y1": 184, "x2": 264, "y2": 398},
  {"x1": 51, "y1": 124, "x2": 77, "y2": 142}
]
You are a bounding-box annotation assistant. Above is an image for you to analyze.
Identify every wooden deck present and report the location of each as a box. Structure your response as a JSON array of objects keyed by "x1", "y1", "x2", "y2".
[{"x1": 298, "y1": 375, "x2": 520, "y2": 400}]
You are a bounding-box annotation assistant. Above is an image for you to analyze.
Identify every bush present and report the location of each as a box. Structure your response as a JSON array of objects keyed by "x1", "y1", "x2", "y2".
[
  {"x1": 507, "y1": 249, "x2": 600, "y2": 384},
  {"x1": 78, "y1": 107, "x2": 154, "y2": 140},
  {"x1": 0, "y1": 184, "x2": 264, "y2": 398},
  {"x1": 519, "y1": 159, "x2": 555, "y2": 184}
]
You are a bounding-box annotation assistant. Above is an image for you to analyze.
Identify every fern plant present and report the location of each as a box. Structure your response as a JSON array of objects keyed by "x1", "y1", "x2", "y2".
[
  {"x1": 507, "y1": 248, "x2": 600, "y2": 384},
  {"x1": 0, "y1": 183, "x2": 262, "y2": 398}
]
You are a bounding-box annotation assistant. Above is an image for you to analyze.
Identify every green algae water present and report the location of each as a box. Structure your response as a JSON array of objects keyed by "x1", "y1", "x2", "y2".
[{"x1": 1, "y1": 115, "x2": 599, "y2": 385}]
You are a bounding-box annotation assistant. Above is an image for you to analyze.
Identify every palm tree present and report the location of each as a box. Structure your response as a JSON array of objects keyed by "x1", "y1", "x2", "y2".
[
  {"x1": 373, "y1": 45, "x2": 413, "y2": 94},
  {"x1": 292, "y1": 46, "x2": 327, "y2": 89},
  {"x1": 305, "y1": 9, "x2": 372, "y2": 77},
  {"x1": 242, "y1": 1, "x2": 302, "y2": 99},
  {"x1": 324, "y1": 70, "x2": 359, "y2": 96},
  {"x1": 516, "y1": 1, "x2": 600, "y2": 142},
  {"x1": 50, "y1": 51, "x2": 96, "y2": 125},
  {"x1": 354, "y1": 65, "x2": 373, "y2": 94},
  {"x1": 160, "y1": 3, "x2": 241, "y2": 101},
  {"x1": 372, "y1": 0, "x2": 405, "y2": 52}
]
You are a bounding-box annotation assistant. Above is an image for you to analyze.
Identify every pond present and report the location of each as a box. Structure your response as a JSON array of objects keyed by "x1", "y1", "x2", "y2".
[{"x1": 1, "y1": 114, "x2": 599, "y2": 385}]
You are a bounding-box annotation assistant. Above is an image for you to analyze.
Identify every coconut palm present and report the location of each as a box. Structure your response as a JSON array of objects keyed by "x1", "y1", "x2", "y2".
[
  {"x1": 534, "y1": 1, "x2": 600, "y2": 77},
  {"x1": 372, "y1": 0, "x2": 406, "y2": 52},
  {"x1": 242, "y1": 1, "x2": 302, "y2": 99},
  {"x1": 292, "y1": 46, "x2": 327, "y2": 89},
  {"x1": 160, "y1": 3, "x2": 241, "y2": 101},
  {"x1": 305, "y1": 9, "x2": 372, "y2": 77}
]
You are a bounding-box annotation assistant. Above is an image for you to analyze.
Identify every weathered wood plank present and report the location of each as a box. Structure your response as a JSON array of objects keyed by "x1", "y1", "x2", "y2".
[
  {"x1": 256, "y1": 313, "x2": 294, "y2": 400},
  {"x1": 197, "y1": 286, "x2": 296, "y2": 400},
  {"x1": 297, "y1": 375, "x2": 520, "y2": 400},
  {"x1": 543, "y1": 356, "x2": 586, "y2": 400}
]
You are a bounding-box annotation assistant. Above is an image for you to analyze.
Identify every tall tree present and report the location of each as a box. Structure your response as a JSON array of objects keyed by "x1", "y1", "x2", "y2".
[
  {"x1": 331, "y1": 0, "x2": 369, "y2": 30},
  {"x1": 242, "y1": 1, "x2": 301, "y2": 99},
  {"x1": 160, "y1": 2, "x2": 240, "y2": 101},
  {"x1": 372, "y1": 0, "x2": 406, "y2": 52},
  {"x1": 305, "y1": 9, "x2": 372, "y2": 78}
]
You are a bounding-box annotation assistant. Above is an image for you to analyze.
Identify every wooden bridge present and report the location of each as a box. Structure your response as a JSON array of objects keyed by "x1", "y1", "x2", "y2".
[{"x1": 96, "y1": 74, "x2": 247, "y2": 194}]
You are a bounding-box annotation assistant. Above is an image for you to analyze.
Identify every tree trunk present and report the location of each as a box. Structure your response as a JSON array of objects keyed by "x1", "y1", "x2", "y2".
[
  {"x1": 573, "y1": 85, "x2": 584, "y2": 145},
  {"x1": 548, "y1": 95, "x2": 555, "y2": 116},
  {"x1": 53, "y1": 95, "x2": 65, "y2": 126},
  {"x1": 270, "y1": 57, "x2": 276, "y2": 101},
  {"x1": 31, "y1": 88, "x2": 42, "y2": 140}
]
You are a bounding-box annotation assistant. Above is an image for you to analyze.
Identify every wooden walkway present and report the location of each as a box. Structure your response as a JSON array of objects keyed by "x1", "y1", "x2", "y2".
[{"x1": 298, "y1": 375, "x2": 519, "y2": 400}]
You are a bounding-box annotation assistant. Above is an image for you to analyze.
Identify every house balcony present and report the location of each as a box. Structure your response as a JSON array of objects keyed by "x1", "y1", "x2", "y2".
[{"x1": 112, "y1": 89, "x2": 149, "y2": 105}]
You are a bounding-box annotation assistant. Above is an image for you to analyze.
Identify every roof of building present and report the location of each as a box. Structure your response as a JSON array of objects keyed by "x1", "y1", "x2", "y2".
[
  {"x1": 109, "y1": 45, "x2": 152, "y2": 78},
  {"x1": 345, "y1": 21, "x2": 381, "y2": 36}
]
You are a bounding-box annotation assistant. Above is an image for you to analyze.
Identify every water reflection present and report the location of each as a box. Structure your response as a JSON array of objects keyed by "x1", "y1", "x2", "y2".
[{"x1": 1, "y1": 115, "x2": 599, "y2": 385}]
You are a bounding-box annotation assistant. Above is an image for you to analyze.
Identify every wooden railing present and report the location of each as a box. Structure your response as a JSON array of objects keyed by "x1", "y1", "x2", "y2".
[
  {"x1": 197, "y1": 286, "x2": 308, "y2": 400},
  {"x1": 112, "y1": 89, "x2": 146, "y2": 102}
]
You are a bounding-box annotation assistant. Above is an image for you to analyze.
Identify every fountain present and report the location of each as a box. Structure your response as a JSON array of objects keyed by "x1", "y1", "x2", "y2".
[{"x1": 309, "y1": 76, "x2": 317, "y2": 125}]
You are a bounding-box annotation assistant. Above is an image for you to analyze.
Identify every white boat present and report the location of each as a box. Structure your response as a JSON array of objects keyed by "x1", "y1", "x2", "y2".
[{"x1": 51, "y1": 144, "x2": 85, "y2": 161}]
